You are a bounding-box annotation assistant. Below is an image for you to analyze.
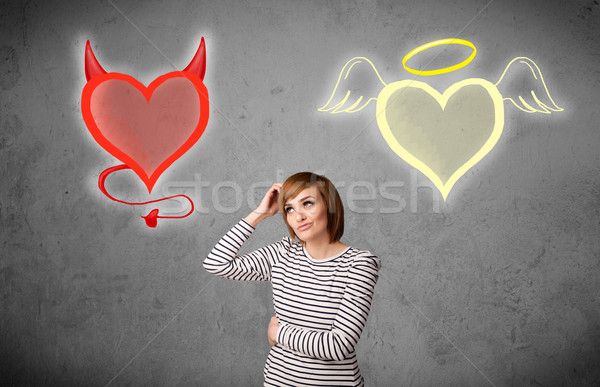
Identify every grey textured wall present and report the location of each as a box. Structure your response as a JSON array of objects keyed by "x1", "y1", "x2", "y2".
[{"x1": 1, "y1": 0, "x2": 599, "y2": 385}]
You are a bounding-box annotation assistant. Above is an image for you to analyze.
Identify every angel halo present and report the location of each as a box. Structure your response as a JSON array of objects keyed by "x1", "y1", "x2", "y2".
[{"x1": 402, "y1": 38, "x2": 477, "y2": 76}]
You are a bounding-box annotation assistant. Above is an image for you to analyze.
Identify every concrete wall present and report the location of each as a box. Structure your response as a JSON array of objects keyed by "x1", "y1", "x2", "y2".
[{"x1": 1, "y1": 0, "x2": 599, "y2": 385}]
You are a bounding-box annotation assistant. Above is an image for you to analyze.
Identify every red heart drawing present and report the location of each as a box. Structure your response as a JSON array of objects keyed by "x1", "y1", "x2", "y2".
[{"x1": 81, "y1": 71, "x2": 209, "y2": 193}]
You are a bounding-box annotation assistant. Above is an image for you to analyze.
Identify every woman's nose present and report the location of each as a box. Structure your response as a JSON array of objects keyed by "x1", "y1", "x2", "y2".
[{"x1": 295, "y1": 210, "x2": 306, "y2": 220}]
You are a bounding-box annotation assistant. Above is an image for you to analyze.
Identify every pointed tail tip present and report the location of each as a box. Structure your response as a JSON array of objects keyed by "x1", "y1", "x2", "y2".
[{"x1": 142, "y1": 209, "x2": 160, "y2": 228}]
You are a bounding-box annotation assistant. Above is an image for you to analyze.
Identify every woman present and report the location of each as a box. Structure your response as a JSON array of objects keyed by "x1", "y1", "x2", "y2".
[{"x1": 204, "y1": 172, "x2": 381, "y2": 386}]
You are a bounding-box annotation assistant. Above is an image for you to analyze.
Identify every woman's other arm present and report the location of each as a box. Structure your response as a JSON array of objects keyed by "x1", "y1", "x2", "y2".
[{"x1": 275, "y1": 253, "x2": 381, "y2": 361}]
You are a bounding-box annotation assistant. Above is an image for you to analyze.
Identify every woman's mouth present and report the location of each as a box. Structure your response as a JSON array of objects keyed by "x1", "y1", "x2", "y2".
[{"x1": 297, "y1": 223, "x2": 312, "y2": 231}]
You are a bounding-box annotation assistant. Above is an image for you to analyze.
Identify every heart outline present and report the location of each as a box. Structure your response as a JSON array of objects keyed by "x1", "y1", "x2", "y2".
[
  {"x1": 81, "y1": 71, "x2": 209, "y2": 193},
  {"x1": 376, "y1": 78, "x2": 504, "y2": 201}
]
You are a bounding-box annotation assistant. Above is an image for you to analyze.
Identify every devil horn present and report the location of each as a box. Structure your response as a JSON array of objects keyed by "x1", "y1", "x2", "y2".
[
  {"x1": 85, "y1": 40, "x2": 108, "y2": 82},
  {"x1": 183, "y1": 37, "x2": 206, "y2": 80}
]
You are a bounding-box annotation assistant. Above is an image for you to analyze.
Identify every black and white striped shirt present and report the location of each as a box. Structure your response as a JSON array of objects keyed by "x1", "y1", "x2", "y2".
[{"x1": 204, "y1": 219, "x2": 381, "y2": 386}]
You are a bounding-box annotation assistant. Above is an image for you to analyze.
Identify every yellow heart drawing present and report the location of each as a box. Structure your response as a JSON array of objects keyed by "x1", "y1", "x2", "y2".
[{"x1": 376, "y1": 78, "x2": 504, "y2": 200}]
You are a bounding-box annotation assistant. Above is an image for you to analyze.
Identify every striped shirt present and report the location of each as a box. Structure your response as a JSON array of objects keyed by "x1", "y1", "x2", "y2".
[{"x1": 203, "y1": 218, "x2": 381, "y2": 386}]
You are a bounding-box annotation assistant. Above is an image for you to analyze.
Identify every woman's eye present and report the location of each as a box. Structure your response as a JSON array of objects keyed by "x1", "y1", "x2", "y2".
[{"x1": 285, "y1": 201, "x2": 313, "y2": 213}]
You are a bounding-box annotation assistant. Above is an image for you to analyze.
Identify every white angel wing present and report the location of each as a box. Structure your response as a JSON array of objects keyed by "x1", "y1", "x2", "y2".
[
  {"x1": 495, "y1": 57, "x2": 563, "y2": 114},
  {"x1": 319, "y1": 57, "x2": 387, "y2": 114}
]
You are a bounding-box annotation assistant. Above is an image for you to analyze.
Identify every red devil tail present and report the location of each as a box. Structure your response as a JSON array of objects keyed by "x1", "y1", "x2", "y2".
[{"x1": 99, "y1": 164, "x2": 194, "y2": 228}]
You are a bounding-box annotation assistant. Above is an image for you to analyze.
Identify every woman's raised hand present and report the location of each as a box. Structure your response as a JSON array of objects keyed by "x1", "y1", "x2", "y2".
[
  {"x1": 255, "y1": 183, "x2": 282, "y2": 217},
  {"x1": 244, "y1": 183, "x2": 282, "y2": 228}
]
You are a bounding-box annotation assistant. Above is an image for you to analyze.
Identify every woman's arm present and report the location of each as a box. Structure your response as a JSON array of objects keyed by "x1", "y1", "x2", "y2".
[
  {"x1": 203, "y1": 183, "x2": 284, "y2": 281},
  {"x1": 275, "y1": 253, "x2": 381, "y2": 361},
  {"x1": 243, "y1": 210, "x2": 266, "y2": 228},
  {"x1": 203, "y1": 217, "x2": 289, "y2": 282}
]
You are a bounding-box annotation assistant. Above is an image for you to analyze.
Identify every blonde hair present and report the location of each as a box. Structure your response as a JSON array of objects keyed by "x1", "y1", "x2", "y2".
[{"x1": 278, "y1": 172, "x2": 344, "y2": 244}]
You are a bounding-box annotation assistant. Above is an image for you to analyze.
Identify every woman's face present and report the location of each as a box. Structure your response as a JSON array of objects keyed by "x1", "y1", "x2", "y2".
[{"x1": 283, "y1": 185, "x2": 328, "y2": 242}]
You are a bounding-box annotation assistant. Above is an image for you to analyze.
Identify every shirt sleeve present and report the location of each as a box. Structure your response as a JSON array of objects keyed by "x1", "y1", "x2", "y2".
[
  {"x1": 275, "y1": 252, "x2": 381, "y2": 361},
  {"x1": 203, "y1": 218, "x2": 289, "y2": 282}
]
